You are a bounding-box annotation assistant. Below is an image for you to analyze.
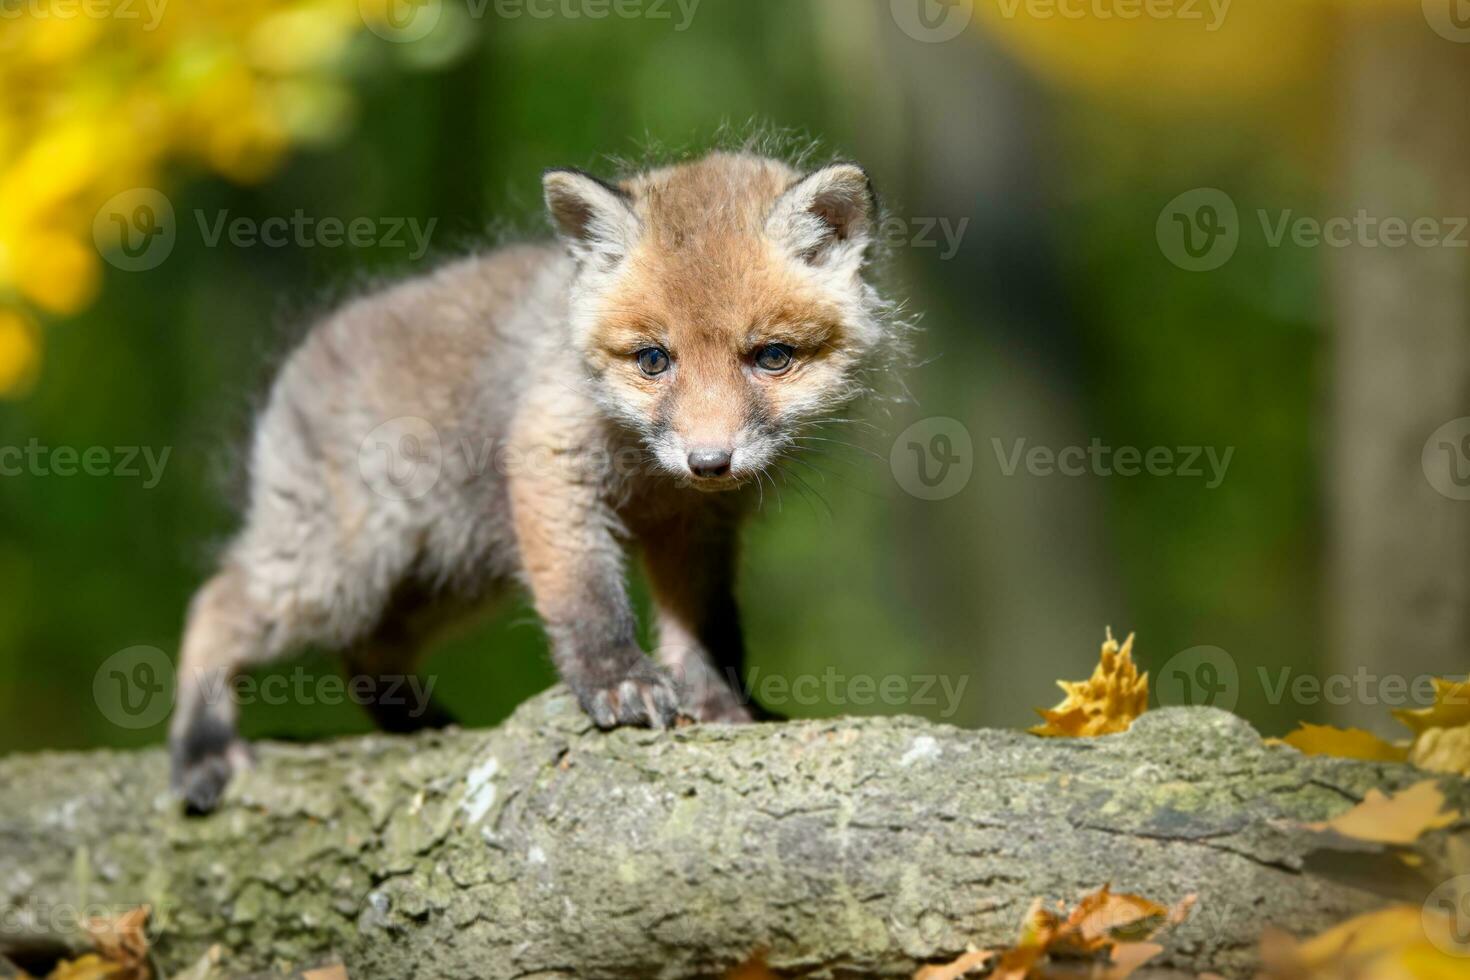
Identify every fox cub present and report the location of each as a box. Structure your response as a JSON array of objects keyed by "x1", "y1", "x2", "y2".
[{"x1": 170, "y1": 151, "x2": 899, "y2": 812}]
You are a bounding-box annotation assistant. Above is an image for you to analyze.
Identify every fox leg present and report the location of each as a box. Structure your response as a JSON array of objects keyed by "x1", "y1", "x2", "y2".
[
  {"x1": 641, "y1": 519, "x2": 756, "y2": 724},
  {"x1": 340, "y1": 607, "x2": 458, "y2": 733},
  {"x1": 510, "y1": 464, "x2": 680, "y2": 729},
  {"x1": 168, "y1": 565, "x2": 282, "y2": 813}
]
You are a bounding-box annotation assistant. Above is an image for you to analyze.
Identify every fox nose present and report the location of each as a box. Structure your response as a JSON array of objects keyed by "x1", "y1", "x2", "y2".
[{"x1": 687, "y1": 448, "x2": 733, "y2": 479}]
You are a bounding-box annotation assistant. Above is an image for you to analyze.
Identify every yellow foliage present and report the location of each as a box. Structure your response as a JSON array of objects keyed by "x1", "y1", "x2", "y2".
[
  {"x1": 1031, "y1": 629, "x2": 1149, "y2": 737},
  {"x1": 1303, "y1": 780, "x2": 1456, "y2": 845},
  {"x1": 1286, "y1": 677, "x2": 1470, "y2": 777},
  {"x1": 1395, "y1": 679, "x2": 1470, "y2": 737},
  {"x1": 0, "y1": 0, "x2": 386, "y2": 394},
  {"x1": 973, "y1": 0, "x2": 1427, "y2": 107},
  {"x1": 1277, "y1": 722, "x2": 1408, "y2": 763},
  {"x1": 1260, "y1": 905, "x2": 1470, "y2": 979},
  {"x1": 0, "y1": 308, "x2": 41, "y2": 399}
]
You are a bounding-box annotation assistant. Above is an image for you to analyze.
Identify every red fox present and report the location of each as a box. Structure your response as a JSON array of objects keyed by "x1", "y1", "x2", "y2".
[{"x1": 169, "y1": 150, "x2": 901, "y2": 812}]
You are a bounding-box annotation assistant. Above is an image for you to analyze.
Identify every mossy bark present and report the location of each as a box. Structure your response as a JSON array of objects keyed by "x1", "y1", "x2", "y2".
[{"x1": 0, "y1": 691, "x2": 1461, "y2": 978}]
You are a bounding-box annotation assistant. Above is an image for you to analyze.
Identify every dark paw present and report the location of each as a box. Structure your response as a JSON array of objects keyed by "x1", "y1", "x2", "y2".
[
  {"x1": 575, "y1": 661, "x2": 683, "y2": 730},
  {"x1": 169, "y1": 711, "x2": 249, "y2": 815}
]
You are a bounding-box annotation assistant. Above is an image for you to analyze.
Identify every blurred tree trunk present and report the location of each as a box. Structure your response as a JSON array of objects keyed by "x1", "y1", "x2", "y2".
[{"x1": 1329, "y1": 14, "x2": 1470, "y2": 729}]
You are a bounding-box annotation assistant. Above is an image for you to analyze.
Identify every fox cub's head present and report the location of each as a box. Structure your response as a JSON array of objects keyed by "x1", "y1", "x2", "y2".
[{"x1": 544, "y1": 152, "x2": 894, "y2": 490}]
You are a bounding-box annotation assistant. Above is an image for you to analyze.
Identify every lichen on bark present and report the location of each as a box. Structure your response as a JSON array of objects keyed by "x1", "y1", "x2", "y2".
[{"x1": 0, "y1": 690, "x2": 1462, "y2": 978}]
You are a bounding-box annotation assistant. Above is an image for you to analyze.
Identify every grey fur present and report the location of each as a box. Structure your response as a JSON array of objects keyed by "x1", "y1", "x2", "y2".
[{"x1": 169, "y1": 151, "x2": 902, "y2": 811}]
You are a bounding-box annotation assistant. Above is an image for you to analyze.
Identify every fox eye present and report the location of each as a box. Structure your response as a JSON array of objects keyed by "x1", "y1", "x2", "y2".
[
  {"x1": 753, "y1": 343, "x2": 794, "y2": 374},
  {"x1": 636, "y1": 347, "x2": 671, "y2": 377}
]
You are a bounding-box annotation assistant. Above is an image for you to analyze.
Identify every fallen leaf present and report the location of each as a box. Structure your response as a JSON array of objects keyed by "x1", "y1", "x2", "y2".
[
  {"x1": 1277, "y1": 723, "x2": 1409, "y2": 763},
  {"x1": 914, "y1": 949, "x2": 995, "y2": 980},
  {"x1": 1066, "y1": 885, "x2": 1169, "y2": 944},
  {"x1": 723, "y1": 952, "x2": 779, "y2": 980},
  {"x1": 301, "y1": 967, "x2": 349, "y2": 980},
  {"x1": 1031, "y1": 630, "x2": 1148, "y2": 738},
  {"x1": 1394, "y1": 679, "x2": 1470, "y2": 737},
  {"x1": 1258, "y1": 905, "x2": 1469, "y2": 978},
  {"x1": 1101, "y1": 941, "x2": 1163, "y2": 979},
  {"x1": 916, "y1": 887, "x2": 1192, "y2": 980},
  {"x1": 1304, "y1": 780, "x2": 1457, "y2": 845},
  {"x1": 46, "y1": 955, "x2": 126, "y2": 980},
  {"x1": 81, "y1": 907, "x2": 148, "y2": 980}
]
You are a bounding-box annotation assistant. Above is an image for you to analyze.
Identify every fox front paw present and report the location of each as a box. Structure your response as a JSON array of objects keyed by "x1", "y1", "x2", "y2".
[{"x1": 573, "y1": 660, "x2": 683, "y2": 730}]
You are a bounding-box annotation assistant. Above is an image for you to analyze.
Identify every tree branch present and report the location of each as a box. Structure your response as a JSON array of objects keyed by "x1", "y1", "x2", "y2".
[{"x1": 0, "y1": 691, "x2": 1460, "y2": 978}]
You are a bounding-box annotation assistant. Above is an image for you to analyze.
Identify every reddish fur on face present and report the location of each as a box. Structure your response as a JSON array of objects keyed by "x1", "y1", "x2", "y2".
[{"x1": 584, "y1": 154, "x2": 863, "y2": 457}]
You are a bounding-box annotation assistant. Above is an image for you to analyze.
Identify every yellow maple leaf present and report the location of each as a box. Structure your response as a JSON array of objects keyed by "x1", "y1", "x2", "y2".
[
  {"x1": 1277, "y1": 723, "x2": 1408, "y2": 763},
  {"x1": 1304, "y1": 780, "x2": 1457, "y2": 846},
  {"x1": 1259, "y1": 905, "x2": 1470, "y2": 979},
  {"x1": 1278, "y1": 675, "x2": 1470, "y2": 776},
  {"x1": 1393, "y1": 679, "x2": 1470, "y2": 737},
  {"x1": 1031, "y1": 629, "x2": 1148, "y2": 738}
]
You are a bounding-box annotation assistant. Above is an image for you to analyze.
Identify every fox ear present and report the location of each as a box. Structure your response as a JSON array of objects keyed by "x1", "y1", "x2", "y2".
[
  {"x1": 767, "y1": 163, "x2": 877, "y2": 268},
  {"x1": 543, "y1": 169, "x2": 639, "y2": 267}
]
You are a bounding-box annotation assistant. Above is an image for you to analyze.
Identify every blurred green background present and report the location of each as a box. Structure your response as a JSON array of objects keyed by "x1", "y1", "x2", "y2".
[{"x1": 3, "y1": 0, "x2": 1465, "y2": 752}]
